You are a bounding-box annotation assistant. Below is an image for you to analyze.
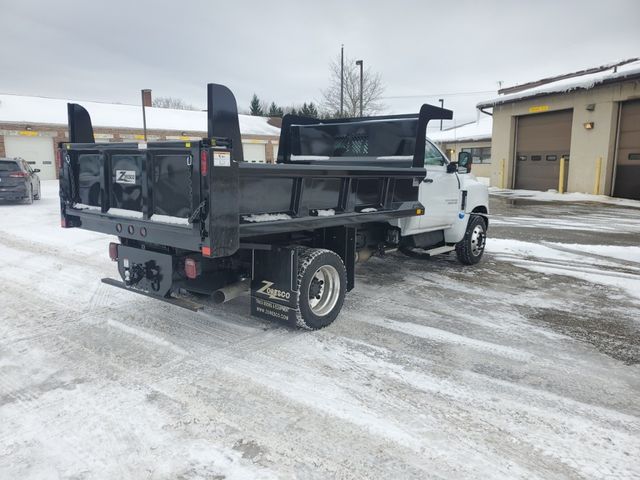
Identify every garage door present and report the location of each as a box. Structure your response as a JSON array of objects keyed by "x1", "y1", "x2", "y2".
[
  {"x1": 242, "y1": 142, "x2": 266, "y2": 163},
  {"x1": 3, "y1": 135, "x2": 56, "y2": 180},
  {"x1": 514, "y1": 110, "x2": 572, "y2": 190},
  {"x1": 613, "y1": 100, "x2": 640, "y2": 200}
]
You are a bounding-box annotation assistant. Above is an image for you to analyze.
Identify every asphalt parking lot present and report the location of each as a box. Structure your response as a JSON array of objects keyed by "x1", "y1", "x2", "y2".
[{"x1": 1, "y1": 182, "x2": 639, "y2": 479}]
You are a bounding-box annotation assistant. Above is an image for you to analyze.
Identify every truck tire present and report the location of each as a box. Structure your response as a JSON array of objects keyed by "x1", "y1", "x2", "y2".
[
  {"x1": 295, "y1": 247, "x2": 347, "y2": 330},
  {"x1": 455, "y1": 215, "x2": 487, "y2": 265}
]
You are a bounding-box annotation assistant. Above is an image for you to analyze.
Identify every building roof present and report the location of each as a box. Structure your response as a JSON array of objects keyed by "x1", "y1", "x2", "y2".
[
  {"x1": 428, "y1": 115, "x2": 492, "y2": 143},
  {"x1": 0, "y1": 93, "x2": 281, "y2": 137},
  {"x1": 477, "y1": 58, "x2": 640, "y2": 109}
]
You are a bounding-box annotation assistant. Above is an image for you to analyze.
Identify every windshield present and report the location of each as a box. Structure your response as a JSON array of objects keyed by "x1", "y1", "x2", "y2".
[{"x1": 0, "y1": 160, "x2": 20, "y2": 172}]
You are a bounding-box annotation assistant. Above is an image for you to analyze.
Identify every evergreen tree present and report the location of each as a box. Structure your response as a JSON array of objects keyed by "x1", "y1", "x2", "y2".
[
  {"x1": 268, "y1": 102, "x2": 284, "y2": 117},
  {"x1": 250, "y1": 94, "x2": 263, "y2": 116}
]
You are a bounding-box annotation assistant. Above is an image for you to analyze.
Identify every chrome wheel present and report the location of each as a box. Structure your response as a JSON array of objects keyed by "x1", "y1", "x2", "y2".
[
  {"x1": 470, "y1": 224, "x2": 486, "y2": 256},
  {"x1": 307, "y1": 265, "x2": 340, "y2": 316}
]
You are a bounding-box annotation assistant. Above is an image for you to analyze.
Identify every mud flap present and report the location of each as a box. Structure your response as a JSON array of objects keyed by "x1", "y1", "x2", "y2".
[{"x1": 250, "y1": 247, "x2": 299, "y2": 323}]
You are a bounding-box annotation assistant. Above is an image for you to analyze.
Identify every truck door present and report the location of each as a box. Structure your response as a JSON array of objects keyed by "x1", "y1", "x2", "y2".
[{"x1": 419, "y1": 140, "x2": 460, "y2": 230}]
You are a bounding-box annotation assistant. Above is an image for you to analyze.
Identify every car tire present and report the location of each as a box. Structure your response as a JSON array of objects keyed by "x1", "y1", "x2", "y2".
[
  {"x1": 24, "y1": 186, "x2": 34, "y2": 205},
  {"x1": 295, "y1": 247, "x2": 347, "y2": 330},
  {"x1": 34, "y1": 184, "x2": 41, "y2": 200},
  {"x1": 455, "y1": 215, "x2": 487, "y2": 265}
]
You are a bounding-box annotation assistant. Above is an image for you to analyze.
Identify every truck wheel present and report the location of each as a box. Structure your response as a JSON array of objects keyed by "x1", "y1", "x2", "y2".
[
  {"x1": 295, "y1": 248, "x2": 347, "y2": 330},
  {"x1": 455, "y1": 215, "x2": 487, "y2": 265}
]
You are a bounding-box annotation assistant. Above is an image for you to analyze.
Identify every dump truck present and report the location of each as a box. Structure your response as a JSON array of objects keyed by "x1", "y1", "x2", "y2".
[{"x1": 58, "y1": 84, "x2": 489, "y2": 329}]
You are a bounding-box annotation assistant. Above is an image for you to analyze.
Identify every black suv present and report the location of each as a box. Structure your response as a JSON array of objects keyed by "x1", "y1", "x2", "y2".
[{"x1": 0, "y1": 158, "x2": 41, "y2": 203}]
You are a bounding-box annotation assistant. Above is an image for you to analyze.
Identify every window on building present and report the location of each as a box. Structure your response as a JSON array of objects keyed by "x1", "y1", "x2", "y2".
[{"x1": 461, "y1": 147, "x2": 492, "y2": 164}]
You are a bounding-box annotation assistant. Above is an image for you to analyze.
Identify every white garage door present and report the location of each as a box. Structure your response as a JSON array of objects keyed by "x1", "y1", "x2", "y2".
[
  {"x1": 4, "y1": 135, "x2": 56, "y2": 180},
  {"x1": 242, "y1": 142, "x2": 266, "y2": 163},
  {"x1": 272, "y1": 143, "x2": 279, "y2": 162}
]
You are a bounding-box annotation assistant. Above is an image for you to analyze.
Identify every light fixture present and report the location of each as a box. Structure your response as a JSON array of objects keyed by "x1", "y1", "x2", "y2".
[
  {"x1": 584, "y1": 122, "x2": 594, "y2": 130},
  {"x1": 586, "y1": 104, "x2": 596, "y2": 111}
]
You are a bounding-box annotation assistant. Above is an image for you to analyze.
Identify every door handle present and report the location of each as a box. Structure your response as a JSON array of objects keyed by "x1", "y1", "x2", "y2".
[{"x1": 423, "y1": 178, "x2": 434, "y2": 183}]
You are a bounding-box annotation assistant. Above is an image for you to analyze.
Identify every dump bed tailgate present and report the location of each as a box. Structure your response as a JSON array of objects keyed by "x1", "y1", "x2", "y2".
[{"x1": 60, "y1": 141, "x2": 208, "y2": 251}]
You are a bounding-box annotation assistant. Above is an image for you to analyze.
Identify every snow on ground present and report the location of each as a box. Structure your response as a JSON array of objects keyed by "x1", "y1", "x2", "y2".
[
  {"x1": 491, "y1": 187, "x2": 640, "y2": 209},
  {"x1": 1, "y1": 181, "x2": 639, "y2": 479}
]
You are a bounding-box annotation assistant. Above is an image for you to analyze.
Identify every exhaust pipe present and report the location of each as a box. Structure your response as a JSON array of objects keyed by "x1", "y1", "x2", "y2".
[{"x1": 212, "y1": 279, "x2": 249, "y2": 304}]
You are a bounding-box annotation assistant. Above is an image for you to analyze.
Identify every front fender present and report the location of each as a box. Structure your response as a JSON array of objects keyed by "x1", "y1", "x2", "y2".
[{"x1": 443, "y1": 176, "x2": 489, "y2": 243}]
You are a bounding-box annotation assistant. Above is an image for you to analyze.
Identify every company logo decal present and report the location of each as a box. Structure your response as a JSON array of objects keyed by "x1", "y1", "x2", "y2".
[
  {"x1": 115, "y1": 170, "x2": 136, "y2": 184},
  {"x1": 256, "y1": 280, "x2": 291, "y2": 300}
]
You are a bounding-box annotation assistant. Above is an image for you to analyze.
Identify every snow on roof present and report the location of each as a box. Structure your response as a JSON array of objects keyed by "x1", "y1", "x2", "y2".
[
  {"x1": 0, "y1": 93, "x2": 280, "y2": 137},
  {"x1": 428, "y1": 115, "x2": 492, "y2": 143},
  {"x1": 478, "y1": 59, "x2": 640, "y2": 108}
]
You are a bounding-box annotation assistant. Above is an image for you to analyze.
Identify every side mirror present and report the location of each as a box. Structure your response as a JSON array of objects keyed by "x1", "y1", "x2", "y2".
[
  {"x1": 33, "y1": 168, "x2": 41, "y2": 173},
  {"x1": 446, "y1": 162, "x2": 458, "y2": 174},
  {"x1": 457, "y1": 151, "x2": 472, "y2": 173}
]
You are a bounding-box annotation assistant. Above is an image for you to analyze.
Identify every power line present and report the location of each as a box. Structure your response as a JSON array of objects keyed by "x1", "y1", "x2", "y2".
[{"x1": 381, "y1": 90, "x2": 495, "y2": 100}]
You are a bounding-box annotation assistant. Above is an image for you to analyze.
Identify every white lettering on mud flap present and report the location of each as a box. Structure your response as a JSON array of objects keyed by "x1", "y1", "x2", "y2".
[
  {"x1": 256, "y1": 280, "x2": 291, "y2": 300},
  {"x1": 213, "y1": 151, "x2": 231, "y2": 167},
  {"x1": 115, "y1": 170, "x2": 136, "y2": 184}
]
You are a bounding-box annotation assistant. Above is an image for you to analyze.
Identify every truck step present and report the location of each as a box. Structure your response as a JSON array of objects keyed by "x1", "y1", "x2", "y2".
[
  {"x1": 423, "y1": 245, "x2": 455, "y2": 256},
  {"x1": 101, "y1": 278, "x2": 204, "y2": 312}
]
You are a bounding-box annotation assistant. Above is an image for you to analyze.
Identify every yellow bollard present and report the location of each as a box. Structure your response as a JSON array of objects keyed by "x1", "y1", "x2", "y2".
[
  {"x1": 500, "y1": 158, "x2": 506, "y2": 189},
  {"x1": 593, "y1": 157, "x2": 602, "y2": 195},
  {"x1": 558, "y1": 156, "x2": 566, "y2": 194}
]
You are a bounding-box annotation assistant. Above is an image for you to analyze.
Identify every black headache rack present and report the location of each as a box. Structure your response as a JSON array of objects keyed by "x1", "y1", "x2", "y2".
[{"x1": 59, "y1": 83, "x2": 452, "y2": 259}]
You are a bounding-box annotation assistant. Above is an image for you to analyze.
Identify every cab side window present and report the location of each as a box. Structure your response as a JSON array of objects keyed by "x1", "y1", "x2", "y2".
[{"x1": 425, "y1": 141, "x2": 446, "y2": 166}]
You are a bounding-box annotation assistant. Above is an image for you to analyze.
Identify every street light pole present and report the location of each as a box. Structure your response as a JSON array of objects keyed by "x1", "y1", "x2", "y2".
[
  {"x1": 439, "y1": 98, "x2": 444, "y2": 131},
  {"x1": 340, "y1": 44, "x2": 344, "y2": 117},
  {"x1": 356, "y1": 59, "x2": 363, "y2": 117}
]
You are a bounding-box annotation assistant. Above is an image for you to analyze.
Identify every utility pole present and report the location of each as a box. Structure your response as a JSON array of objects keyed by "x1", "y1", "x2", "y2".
[
  {"x1": 356, "y1": 59, "x2": 363, "y2": 117},
  {"x1": 340, "y1": 44, "x2": 344, "y2": 117},
  {"x1": 439, "y1": 98, "x2": 444, "y2": 130},
  {"x1": 141, "y1": 89, "x2": 151, "y2": 141}
]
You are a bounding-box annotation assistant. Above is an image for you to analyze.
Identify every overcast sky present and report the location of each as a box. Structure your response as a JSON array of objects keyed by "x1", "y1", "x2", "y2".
[{"x1": 1, "y1": 0, "x2": 639, "y2": 129}]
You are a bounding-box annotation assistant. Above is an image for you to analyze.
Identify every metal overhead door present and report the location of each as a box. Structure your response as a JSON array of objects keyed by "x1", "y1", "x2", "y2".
[
  {"x1": 613, "y1": 100, "x2": 640, "y2": 200},
  {"x1": 3, "y1": 135, "x2": 56, "y2": 180},
  {"x1": 514, "y1": 110, "x2": 572, "y2": 191},
  {"x1": 242, "y1": 142, "x2": 266, "y2": 163}
]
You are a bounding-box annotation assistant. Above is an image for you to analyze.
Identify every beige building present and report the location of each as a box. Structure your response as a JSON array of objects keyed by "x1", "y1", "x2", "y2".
[
  {"x1": 477, "y1": 58, "x2": 640, "y2": 200},
  {"x1": 0, "y1": 92, "x2": 281, "y2": 180},
  {"x1": 429, "y1": 116, "x2": 493, "y2": 183}
]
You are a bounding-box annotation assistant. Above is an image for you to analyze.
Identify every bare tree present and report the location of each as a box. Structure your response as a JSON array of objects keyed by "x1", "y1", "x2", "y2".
[
  {"x1": 152, "y1": 96, "x2": 197, "y2": 110},
  {"x1": 321, "y1": 56, "x2": 386, "y2": 117}
]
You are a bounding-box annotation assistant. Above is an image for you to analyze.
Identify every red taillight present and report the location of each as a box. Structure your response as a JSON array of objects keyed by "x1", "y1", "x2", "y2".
[
  {"x1": 9, "y1": 171, "x2": 28, "y2": 178},
  {"x1": 200, "y1": 150, "x2": 208, "y2": 176},
  {"x1": 56, "y1": 149, "x2": 63, "y2": 170},
  {"x1": 185, "y1": 258, "x2": 198, "y2": 279},
  {"x1": 61, "y1": 217, "x2": 68, "y2": 228},
  {"x1": 202, "y1": 246, "x2": 212, "y2": 257},
  {"x1": 108, "y1": 242, "x2": 119, "y2": 261}
]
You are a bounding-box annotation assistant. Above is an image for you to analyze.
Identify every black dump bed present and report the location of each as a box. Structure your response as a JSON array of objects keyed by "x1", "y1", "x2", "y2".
[{"x1": 59, "y1": 84, "x2": 452, "y2": 258}]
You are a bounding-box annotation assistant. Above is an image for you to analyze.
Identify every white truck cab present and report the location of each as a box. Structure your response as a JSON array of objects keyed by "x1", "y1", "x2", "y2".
[{"x1": 393, "y1": 138, "x2": 489, "y2": 264}]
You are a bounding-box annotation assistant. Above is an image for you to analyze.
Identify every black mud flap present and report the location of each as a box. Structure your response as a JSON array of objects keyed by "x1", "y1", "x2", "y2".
[{"x1": 250, "y1": 247, "x2": 299, "y2": 323}]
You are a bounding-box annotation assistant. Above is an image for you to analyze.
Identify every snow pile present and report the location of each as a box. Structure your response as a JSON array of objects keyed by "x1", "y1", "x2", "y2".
[
  {"x1": 490, "y1": 188, "x2": 640, "y2": 209},
  {"x1": 106, "y1": 208, "x2": 143, "y2": 219},
  {"x1": 242, "y1": 213, "x2": 292, "y2": 223},
  {"x1": 72, "y1": 203, "x2": 101, "y2": 211},
  {"x1": 316, "y1": 209, "x2": 335, "y2": 217},
  {"x1": 149, "y1": 214, "x2": 190, "y2": 226},
  {"x1": 429, "y1": 115, "x2": 493, "y2": 143},
  {"x1": 0, "y1": 93, "x2": 280, "y2": 137}
]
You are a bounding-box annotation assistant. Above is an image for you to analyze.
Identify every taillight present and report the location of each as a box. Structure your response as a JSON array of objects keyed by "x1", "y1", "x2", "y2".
[
  {"x1": 61, "y1": 217, "x2": 68, "y2": 228},
  {"x1": 56, "y1": 149, "x2": 63, "y2": 170},
  {"x1": 108, "y1": 243, "x2": 119, "y2": 261},
  {"x1": 184, "y1": 258, "x2": 199, "y2": 279},
  {"x1": 202, "y1": 246, "x2": 212, "y2": 257},
  {"x1": 200, "y1": 150, "x2": 208, "y2": 176},
  {"x1": 9, "y1": 172, "x2": 28, "y2": 178}
]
